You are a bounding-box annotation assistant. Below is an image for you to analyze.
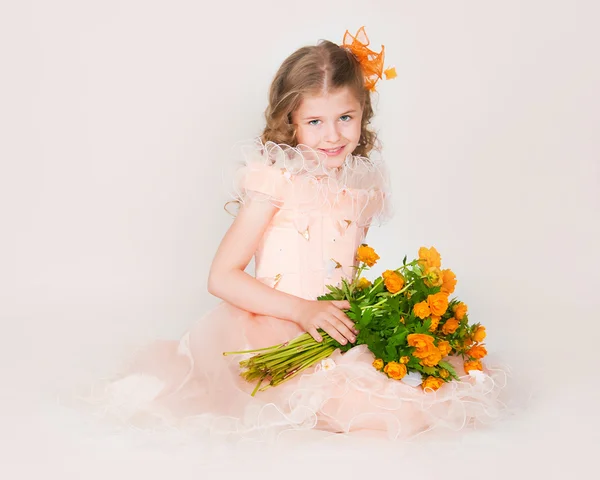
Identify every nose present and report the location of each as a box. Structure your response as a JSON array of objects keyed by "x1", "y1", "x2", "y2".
[{"x1": 323, "y1": 121, "x2": 341, "y2": 144}]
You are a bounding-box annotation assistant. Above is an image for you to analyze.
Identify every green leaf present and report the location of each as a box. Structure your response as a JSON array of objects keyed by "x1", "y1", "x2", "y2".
[
  {"x1": 319, "y1": 285, "x2": 344, "y2": 300},
  {"x1": 385, "y1": 344, "x2": 397, "y2": 360},
  {"x1": 420, "y1": 366, "x2": 437, "y2": 375},
  {"x1": 361, "y1": 308, "x2": 373, "y2": 327},
  {"x1": 317, "y1": 293, "x2": 336, "y2": 301},
  {"x1": 388, "y1": 295, "x2": 400, "y2": 311},
  {"x1": 413, "y1": 323, "x2": 430, "y2": 334},
  {"x1": 438, "y1": 360, "x2": 460, "y2": 380},
  {"x1": 372, "y1": 280, "x2": 385, "y2": 295},
  {"x1": 407, "y1": 357, "x2": 420, "y2": 369},
  {"x1": 348, "y1": 302, "x2": 362, "y2": 323},
  {"x1": 422, "y1": 318, "x2": 432, "y2": 331},
  {"x1": 388, "y1": 329, "x2": 408, "y2": 347}
]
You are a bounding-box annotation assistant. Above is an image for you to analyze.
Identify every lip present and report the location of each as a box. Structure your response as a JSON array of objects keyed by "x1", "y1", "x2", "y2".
[{"x1": 318, "y1": 146, "x2": 346, "y2": 157}]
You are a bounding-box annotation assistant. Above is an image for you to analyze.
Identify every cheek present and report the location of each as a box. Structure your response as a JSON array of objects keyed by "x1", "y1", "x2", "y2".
[
  {"x1": 295, "y1": 126, "x2": 318, "y2": 146},
  {"x1": 343, "y1": 122, "x2": 362, "y2": 144}
]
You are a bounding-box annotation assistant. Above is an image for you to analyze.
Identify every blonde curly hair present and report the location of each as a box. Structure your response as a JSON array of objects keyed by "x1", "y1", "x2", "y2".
[{"x1": 261, "y1": 40, "x2": 378, "y2": 158}]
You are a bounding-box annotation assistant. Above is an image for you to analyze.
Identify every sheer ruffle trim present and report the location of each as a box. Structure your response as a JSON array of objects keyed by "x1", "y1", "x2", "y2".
[
  {"x1": 225, "y1": 139, "x2": 393, "y2": 226},
  {"x1": 72, "y1": 344, "x2": 510, "y2": 444},
  {"x1": 203, "y1": 346, "x2": 510, "y2": 442}
]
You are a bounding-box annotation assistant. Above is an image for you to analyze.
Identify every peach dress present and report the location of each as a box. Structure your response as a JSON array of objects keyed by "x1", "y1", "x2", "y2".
[{"x1": 87, "y1": 140, "x2": 507, "y2": 441}]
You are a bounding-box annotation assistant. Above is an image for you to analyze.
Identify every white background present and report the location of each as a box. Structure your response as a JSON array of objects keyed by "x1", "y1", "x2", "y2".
[{"x1": 1, "y1": 0, "x2": 598, "y2": 478}]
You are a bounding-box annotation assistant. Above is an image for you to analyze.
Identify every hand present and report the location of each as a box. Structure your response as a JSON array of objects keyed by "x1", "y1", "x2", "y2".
[{"x1": 292, "y1": 299, "x2": 358, "y2": 345}]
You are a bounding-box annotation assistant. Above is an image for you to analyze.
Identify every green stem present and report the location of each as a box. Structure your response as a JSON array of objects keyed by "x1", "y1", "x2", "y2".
[
  {"x1": 224, "y1": 332, "x2": 314, "y2": 357},
  {"x1": 263, "y1": 341, "x2": 332, "y2": 370},
  {"x1": 260, "y1": 346, "x2": 336, "y2": 393},
  {"x1": 393, "y1": 280, "x2": 415, "y2": 296},
  {"x1": 246, "y1": 344, "x2": 315, "y2": 366},
  {"x1": 363, "y1": 298, "x2": 387, "y2": 310},
  {"x1": 251, "y1": 374, "x2": 267, "y2": 396},
  {"x1": 223, "y1": 343, "x2": 286, "y2": 356},
  {"x1": 242, "y1": 335, "x2": 334, "y2": 369},
  {"x1": 371, "y1": 276, "x2": 384, "y2": 291}
]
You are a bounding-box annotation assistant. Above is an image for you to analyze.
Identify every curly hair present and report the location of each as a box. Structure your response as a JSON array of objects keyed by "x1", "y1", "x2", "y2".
[{"x1": 261, "y1": 40, "x2": 378, "y2": 158}]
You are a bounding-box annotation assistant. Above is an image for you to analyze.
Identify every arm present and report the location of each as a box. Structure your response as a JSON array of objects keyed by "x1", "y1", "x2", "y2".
[
  {"x1": 207, "y1": 198, "x2": 305, "y2": 321},
  {"x1": 207, "y1": 198, "x2": 357, "y2": 344}
]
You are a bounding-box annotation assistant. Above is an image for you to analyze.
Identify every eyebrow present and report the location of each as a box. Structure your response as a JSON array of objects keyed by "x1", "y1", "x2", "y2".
[{"x1": 301, "y1": 110, "x2": 359, "y2": 121}]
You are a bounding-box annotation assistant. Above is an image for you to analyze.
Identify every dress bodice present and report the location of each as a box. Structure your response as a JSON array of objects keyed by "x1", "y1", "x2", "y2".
[{"x1": 230, "y1": 139, "x2": 391, "y2": 300}]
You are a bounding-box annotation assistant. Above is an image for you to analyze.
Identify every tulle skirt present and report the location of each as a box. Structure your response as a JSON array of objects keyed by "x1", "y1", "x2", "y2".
[{"x1": 80, "y1": 302, "x2": 508, "y2": 442}]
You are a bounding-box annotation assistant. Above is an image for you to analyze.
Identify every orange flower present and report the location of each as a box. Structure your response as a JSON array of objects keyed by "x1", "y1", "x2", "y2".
[
  {"x1": 418, "y1": 246, "x2": 441, "y2": 269},
  {"x1": 440, "y1": 269, "x2": 457, "y2": 295},
  {"x1": 419, "y1": 348, "x2": 442, "y2": 367},
  {"x1": 428, "y1": 315, "x2": 441, "y2": 332},
  {"x1": 407, "y1": 333, "x2": 436, "y2": 352},
  {"x1": 453, "y1": 302, "x2": 468, "y2": 320},
  {"x1": 439, "y1": 369, "x2": 450, "y2": 379},
  {"x1": 437, "y1": 340, "x2": 452, "y2": 357},
  {"x1": 467, "y1": 345, "x2": 487, "y2": 359},
  {"x1": 428, "y1": 292, "x2": 449, "y2": 316},
  {"x1": 356, "y1": 245, "x2": 380, "y2": 267},
  {"x1": 408, "y1": 334, "x2": 438, "y2": 362},
  {"x1": 400, "y1": 356, "x2": 410, "y2": 364},
  {"x1": 464, "y1": 359, "x2": 483, "y2": 374},
  {"x1": 413, "y1": 301, "x2": 431, "y2": 319},
  {"x1": 372, "y1": 358, "x2": 384, "y2": 370},
  {"x1": 382, "y1": 270, "x2": 405, "y2": 294},
  {"x1": 442, "y1": 318, "x2": 460, "y2": 335},
  {"x1": 424, "y1": 267, "x2": 443, "y2": 288},
  {"x1": 473, "y1": 325, "x2": 486, "y2": 343},
  {"x1": 422, "y1": 376, "x2": 444, "y2": 391},
  {"x1": 356, "y1": 277, "x2": 372, "y2": 290},
  {"x1": 383, "y1": 361, "x2": 407, "y2": 380}
]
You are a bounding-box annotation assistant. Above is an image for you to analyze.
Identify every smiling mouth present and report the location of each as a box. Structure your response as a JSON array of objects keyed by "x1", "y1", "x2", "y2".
[{"x1": 319, "y1": 146, "x2": 346, "y2": 156}]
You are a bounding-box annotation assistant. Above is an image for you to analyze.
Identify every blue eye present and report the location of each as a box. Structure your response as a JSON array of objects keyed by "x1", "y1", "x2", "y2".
[
  {"x1": 308, "y1": 119, "x2": 321, "y2": 126},
  {"x1": 340, "y1": 115, "x2": 352, "y2": 122}
]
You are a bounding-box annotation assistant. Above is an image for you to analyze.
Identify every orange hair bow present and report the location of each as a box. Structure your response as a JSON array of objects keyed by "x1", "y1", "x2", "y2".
[{"x1": 342, "y1": 26, "x2": 397, "y2": 92}]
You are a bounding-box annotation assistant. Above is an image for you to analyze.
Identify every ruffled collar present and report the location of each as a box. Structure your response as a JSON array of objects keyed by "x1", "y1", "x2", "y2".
[
  {"x1": 226, "y1": 138, "x2": 392, "y2": 226},
  {"x1": 242, "y1": 138, "x2": 375, "y2": 179}
]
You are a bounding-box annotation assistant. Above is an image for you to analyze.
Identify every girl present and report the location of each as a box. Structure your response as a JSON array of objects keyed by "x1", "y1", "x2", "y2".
[{"x1": 96, "y1": 28, "x2": 505, "y2": 440}]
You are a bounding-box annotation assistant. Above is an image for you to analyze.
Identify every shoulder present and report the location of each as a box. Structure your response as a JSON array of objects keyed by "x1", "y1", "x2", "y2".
[
  {"x1": 228, "y1": 139, "x2": 325, "y2": 205},
  {"x1": 229, "y1": 140, "x2": 296, "y2": 205}
]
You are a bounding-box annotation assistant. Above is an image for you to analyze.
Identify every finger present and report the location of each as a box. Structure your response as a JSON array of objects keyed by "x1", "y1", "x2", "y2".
[
  {"x1": 329, "y1": 305, "x2": 359, "y2": 335},
  {"x1": 331, "y1": 300, "x2": 351, "y2": 310},
  {"x1": 307, "y1": 327, "x2": 322, "y2": 343},
  {"x1": 317, "y1": 319, "x2": 349, "y2": 346},
  {"x1": 326, "y1": 315, "x2": 357, "y2": 344}
]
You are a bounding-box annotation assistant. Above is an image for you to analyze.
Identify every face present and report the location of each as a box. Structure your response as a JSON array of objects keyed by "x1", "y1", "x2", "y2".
[{"x1": 291, "y1": 87, "x2": 363, "y2": 168}]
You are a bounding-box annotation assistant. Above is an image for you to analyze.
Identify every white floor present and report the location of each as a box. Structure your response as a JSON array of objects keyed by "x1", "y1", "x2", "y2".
[{"x1": 1, "y1": 339, "x2": 596, "y2": 480}]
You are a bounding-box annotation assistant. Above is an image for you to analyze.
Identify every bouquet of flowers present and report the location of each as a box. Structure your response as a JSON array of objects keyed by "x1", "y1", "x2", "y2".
[{"x1": 224, "y1": 245, "x2": 488, "y2": 396}]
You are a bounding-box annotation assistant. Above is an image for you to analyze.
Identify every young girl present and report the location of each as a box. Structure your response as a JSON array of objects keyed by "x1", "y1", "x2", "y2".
[{"x1": 96, "y1": 28, "x2": 505, "y2": 440}]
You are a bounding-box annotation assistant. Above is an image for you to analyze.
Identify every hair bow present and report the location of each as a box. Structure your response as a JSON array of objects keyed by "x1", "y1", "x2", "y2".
[{"x1": 342, "y1": 26, "x2": 397, "y2": 92}]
